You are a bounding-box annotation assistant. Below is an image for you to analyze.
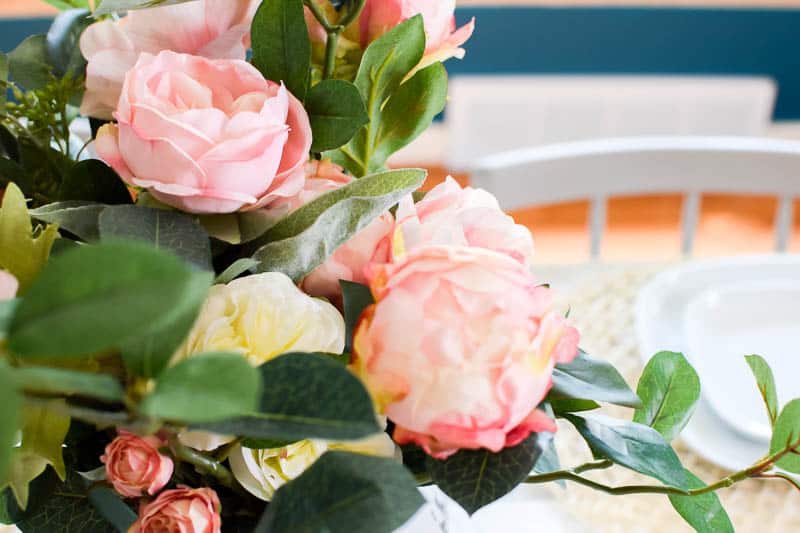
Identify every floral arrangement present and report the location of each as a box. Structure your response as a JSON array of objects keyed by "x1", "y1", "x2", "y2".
[{"x1": 0, "y1": 1, "x2": 798, "y2": 532}]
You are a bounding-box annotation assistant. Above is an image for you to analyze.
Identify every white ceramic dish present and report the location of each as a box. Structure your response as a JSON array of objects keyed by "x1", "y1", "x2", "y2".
[{"x1": 635, "y1": 255, "x2": 800, "y2": 471}]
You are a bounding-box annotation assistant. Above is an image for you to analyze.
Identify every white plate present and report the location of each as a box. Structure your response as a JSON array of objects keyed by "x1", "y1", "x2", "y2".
[{"x1": 635, "y1": 255, "x2": 800, "y2": 470}]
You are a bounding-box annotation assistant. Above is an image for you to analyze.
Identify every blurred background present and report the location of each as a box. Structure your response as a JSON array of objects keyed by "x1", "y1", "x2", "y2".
[{"x1": 4, "y1": 0, "x2": 800, "y2": 262}]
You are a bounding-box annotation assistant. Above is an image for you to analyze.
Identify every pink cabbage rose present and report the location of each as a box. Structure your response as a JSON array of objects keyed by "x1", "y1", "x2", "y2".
[
  {"x1": 0, "y1": 271, "x2": 18, "y2": 300},
  {"x1": 130, "y1": 487, "x2": 221, "y2": 533},
  {"x1": 80, "y1": 0, "x2": 260, "y2": 119},
  {"x1": 358, "y1": 0, "x2": 475, "y2": 68},
  {"x1": 394, "y1": 176, "x2": 535, "y2": 266},
  {"x1": 352, "y1": 246, "x2": 580, "y2": 458},
  {"x1": 95, "y1": 51, "x2": 312, "y2": 214},
  {"x1": 281, "y1": 160, "x2": 394, "y2": 302},
  {"x1": 101, "y1": 431, "x2": 174, "y2": 498}
]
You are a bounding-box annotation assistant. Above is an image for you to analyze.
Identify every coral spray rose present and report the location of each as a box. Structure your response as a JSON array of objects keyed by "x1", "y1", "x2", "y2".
[
  {"x1": 95, "y1": 51, "x2": 312, "y2": 214},
  {"x1": 80, "y1": 0, "x2": 260, "y2": 119},
  {"x1": 101, "y1": 431, "x2": 173, "y2": 498},
  {"x1": 351, "y1": 246, "x2": 579, "y2": 458},
  {"x1": 130, "y1": 487, "x2": 221, "y2": 533}
]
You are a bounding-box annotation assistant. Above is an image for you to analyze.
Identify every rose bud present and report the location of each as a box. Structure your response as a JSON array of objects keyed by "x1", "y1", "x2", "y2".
[{"x1": 101, "y1": 431, "x2": 174, "y2": 498}]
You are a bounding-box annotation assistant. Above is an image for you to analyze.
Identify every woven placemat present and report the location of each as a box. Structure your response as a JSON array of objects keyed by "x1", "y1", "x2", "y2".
[{"x1": 541, "y1": 265, "x2": 799, "y2": 533}]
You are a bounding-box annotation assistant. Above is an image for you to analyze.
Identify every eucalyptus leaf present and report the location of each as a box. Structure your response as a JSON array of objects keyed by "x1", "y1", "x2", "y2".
[
  {"x1": 8, "y1": 35, "x2": 52, "y2": 91},
  {"x1": 551, "y1": 350, "x2": 641, "y2": 408},
  {"x1": 769, "y1": 399, "x2": 800, "y2": 473},
  {"x1": 257, "y1": 451, "x2": 424, "y2": 533},
  {"x1": 250, "y1": 0, "x2": 311, "y2": 101},
  {"x1": 0, "y1": 363, "x2": 22, "y2": 482},
  {"x1": 340, "y1": 280, "x2": 373, "y2": 354},
  {"x1": 669, "y1": 469, "x2": 734, "y2": 533},
  {"x1": 429, "y1": 432, "x2": 546, "y2": 514},
  {"x1": 46, "y1": 9, "x2": 92, "y2": 78},
  {"x1": 633, "y1": 351, "x2": 700, "y2": 441},
  {"x1": 745, "y1": 354, "x2": 779, "y2": 426},
  {"x1": 8, "y1": 241, "x2": 213, "y2": 359},
  {"x1": 30, "y1": 201, "x2": 105, "y2": 242},
  {"x1": 306, "y1": 79, "x2": 368, "y2": 152},
  {"x1": 141, "y1": 352, "x2": 262, "y2": 423},
  {"x1": 99, "y1": 206, "x2": 212, "y2": 271},
  {"x1": 13, "y1": 366, "x2": 124, "y2": 403},
  {"x1": 564, "y1": 413, "x2": 688, "y2": 489},
  {"x1": 252, "y1": 168, "x2": 425, "y2": 281},
  {"x1": 198, "y1": 353, "x2": 380, "y2": 442},
  {"x1": 58, "y1": 160, "x2": 131, "y2": 205}
]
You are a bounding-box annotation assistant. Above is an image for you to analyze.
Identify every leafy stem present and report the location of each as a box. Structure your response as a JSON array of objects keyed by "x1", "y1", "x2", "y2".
[
  {"x1": 167, "y1": 434, "x2": 241, "y2": 492},
  {"x1": 304, "y1": 0, "x2": 367, "y2": 79}
]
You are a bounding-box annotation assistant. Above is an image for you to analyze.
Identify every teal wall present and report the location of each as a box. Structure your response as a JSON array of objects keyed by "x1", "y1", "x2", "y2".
[{"x1": 4, "y1": 7, "x2": 800, "y2": 119}]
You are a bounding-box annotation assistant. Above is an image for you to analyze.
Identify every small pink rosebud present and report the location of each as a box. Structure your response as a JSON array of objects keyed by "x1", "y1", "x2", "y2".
[{"x1": 101, "y1": 431, "x2": 174, "y2": 498}]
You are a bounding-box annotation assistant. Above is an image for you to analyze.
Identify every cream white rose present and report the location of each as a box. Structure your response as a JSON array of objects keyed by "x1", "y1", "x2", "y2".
[{"x1": 176, "y1": 272, "x2": 345, "y2": 366}]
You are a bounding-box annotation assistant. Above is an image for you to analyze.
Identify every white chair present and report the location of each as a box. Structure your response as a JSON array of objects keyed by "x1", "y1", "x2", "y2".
[
  {"x1": 469, "y1": 136, "x2": 800, "y2": 258},
  {"x1": 446, "y1": 76, "x2": 777, "y2": 172}
]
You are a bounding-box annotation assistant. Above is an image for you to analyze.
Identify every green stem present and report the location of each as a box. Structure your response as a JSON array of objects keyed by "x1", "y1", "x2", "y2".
[
  {"x1": 168, "y1": 435, "x2": 239, "y2": 491},
  {"x1": 323, "y1": 30, "x2": 340, "y2": 79},
  {"x1": 337, "y1": 0, "x2": 367, "y2": 29},
  {"x1": 303, "y1": 0, "x2": 335, "y2": 32}
]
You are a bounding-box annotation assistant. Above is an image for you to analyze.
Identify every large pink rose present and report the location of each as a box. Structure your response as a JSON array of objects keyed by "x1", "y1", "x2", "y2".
[
  {"x1": 80, "y1": 0, "x2": 260, "y2": 119},
  {"x1": 0, "y1": 271, "x2": 18, "y2": 300},
  {"x1": 101, "y1": 431, "x2": 174, "y2": 498},
  {"x1": 130, "y1": 486, "x2": 221, "y2": 533},
  {"x1": 352, "y1": 246, "x2": 579, "y2": 459},
  {"x1": 394, "y1": 177, "x2": 535, "y2": 266},
  {"x1": 95, "y1": 51, "x2": 312, "y2": 214},
  {"x1": 358, "y1": 0, "x2": 474, "y2": 67}
]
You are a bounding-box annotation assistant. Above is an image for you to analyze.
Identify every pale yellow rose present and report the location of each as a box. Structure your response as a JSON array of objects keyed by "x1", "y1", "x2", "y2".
[{"x1": 176, "y1": 272, "x2": 345, "y2": 366}]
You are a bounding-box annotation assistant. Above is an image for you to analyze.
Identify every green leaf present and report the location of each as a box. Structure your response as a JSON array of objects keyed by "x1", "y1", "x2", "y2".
[
  {"x1": 94, "y1": 0, "x2": 195, "y2": 15},
  {"x1": 306, "y1": 80, "x2": 368, "y2": 152},
  {"x1": 252, "y1": 168, "x2": 425, "y2": 281},
  {"x1": 40, "y1": 0, "x2": 91, "y2": 10},
  {"x1": 240, "y1": 438, "x2": 296, "y2": 450},
  {"x1": 198, "y1": 353, "x2": 380, "y2": 442},
  {"x1": 328, "y1": 16, "x2": 425, "y2": 176},
  {"x1": 564, "y1": 413, "x2": 688, "y2": 489},
  {"x1": 46, "y1": 9, "x2": 92, "y2": 78},
  {"x1": 0, "y1": 299, "x2": 18, "y2": 340},
  {"x1": 769, "y1": 399, "x2": 800, "y2": 473},
  {"x1": 669, "y1": 469, "x2": 734, "y2": 533},
  {"x1": 0, "y1": 363, "x2": 22, "y2": 482},
  {"x1": 429, "y1": 432, "x2": 546, "y2": 515},
  {"x1": 99, "y1": 206, "x2": 212, "y2": 271},
  {"x1": 13, "y1": 366, "x2": 124, "y2": 403},
  {"x1": 549, "y1": 398, "x2": 600, "y2": 415},
  {"x1": 87, "y1": 485, "x2": 137, "y2": 532},
  {"x1": 533, "y1": 439, "x2": 563, "y2": 476},
  {"x1": 141, "y1": 352, "x2": 262, "y2": 423},
  {"x1": 8, "y1": 241, "x2": 213, "y2": 359},
  {"x1": 340, "y1": 280, "x2": 373, "y2": 354},
  {"x1": 8, "y1": 35, "x2": 52, "y2": 91},
  {"x1": 0, "y1": 183, "x2": 59, "y2": 293},
  {"x1": 745, "y1": 354, "x2": 779, "y2": 426},
  {"x1": 58, "y1": 160, "x2": 131, "y2": 205},
  {"x1": 215, "y1": 258, "x2": 259, "y2": 284},
  {"x1": 199, "y1": 209, "x2": 285, "y2": 245},
  {"x1": 551, "y1": 350, "x2": 641, "y2": 408},
  {"x1": 250, "y1": 0, "x2": 311, "y2": 101},
  {"x1": 0, "y1": 160, "x2": 33, "y2": 195},
  {"x1": 256, "y1": 451, "x2": 424, "y2": 533},
  {"x1": 633, "y1": 351, "x2": 700, "y2": 442},
  {"x1": 30, "y1": 201, "x2": 106, "y2": 242}
]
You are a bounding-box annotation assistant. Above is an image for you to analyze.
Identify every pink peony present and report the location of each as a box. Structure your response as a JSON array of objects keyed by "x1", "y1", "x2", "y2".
[
  {"x1": 94, "y1": 50, "x2": 312, "y2": 214},
  {"x1": 0, "y1": 271, "x2": 18, "y2": 300},
  {"x1": 101, "y1": 431, "x2": 173, "y2": 498},
  {"x1": 352, "y1": 246, "x2": 579, "y2": 459},
  {"x1": 80, "y1": 0, "x2": 260, "y2": 119},
  {"x1": 394, "y1": 177, "x2": 535, "y2": 266},
  {"x1": 358, "y1": 0, "x2": 474, "y2": 68},
  {"x1": 130, "y1": 486, "x2": 221, "y2": 533}
]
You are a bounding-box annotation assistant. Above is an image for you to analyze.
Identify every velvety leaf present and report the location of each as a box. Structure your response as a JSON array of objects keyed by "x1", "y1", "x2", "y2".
[
  {"x1": 564, "y1": 413, "x2": 688, "y2": 489},
  {"x1": 99, "y1": 206, "x2": 212, "y2": 271},
  {"x1": 307, "y1": 79, "x2": 368, "y2": 152},
  {"x1": 199, "y1": 353, "x2": 380, "y2": 442},
  {"x1": 340, "y1": 280, "x2": 373, "y2": 354},
  {"x1": 8, "y1": 35, "x2": 52, "y2": 90},
  {"x1": 215, "y1": 258, "x2": 259, "y2": 284},
  {"x1": 0, "y1": 363, "x2": 22, "y2": 482},
  {"x1": 45, "y1": 9, "x2": 92, "y2": 78},
  {"x1": 0, "y1": 183, "x2": 59, "y2": 293},
  {"x1": 87, "y1": 486, "x2": 137, "y2": 532},
  {"x1": 58, "y1": 160, "x2": 131, "y2": 205},
  {"x1": 745, "y1": 354, "x2": 779, "y2": 426},
  {"x1": 141, "y1": 352, "x2": 262, "y2": 423},
  {"x1": 13, "y1": 366, "x2": 124, "y2": 403},
  {"x1": 429, "y1": 432, "x2": 546, "y2": 514},
  {"x1": 633, "y1": 351, "x2": 700, "y2": 441},
  {"x1": 8, "y1": 241, "x2": 213, "y2": 359},
  {"x1": 551, "y1": 350, "x2": 641, "y2": 408},
  {"x1": 252, "y1": 168, "x2": 425, "y2": 281},
  {"x1": 94, "y1": 0, "x2": 194, "y2": 15},
  {"x1": 669, "y1": 469, "x2": 734, "y2": 533},
  {"x1": 30, "y1": 201, "x2": 105, "y2": 242},
  {"x1": 250, "y1": 0, "x2": 310, "y2": 101},
  {"x1": 199, "y1": 209, "x2": 286, "y2": 245},
  {"x1": 769, "y1": 399, "x2": 800, "y2": 473},
  {"x1": 257, "y1": 451, "x2": 424, "y2": 533}
]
